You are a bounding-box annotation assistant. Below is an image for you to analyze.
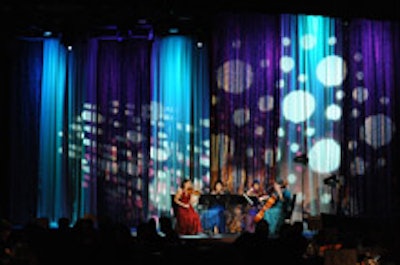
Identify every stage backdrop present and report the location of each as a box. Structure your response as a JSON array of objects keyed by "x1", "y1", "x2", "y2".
[{"x1": 4, "y1": 13, "x2": 399, "y2": 228}]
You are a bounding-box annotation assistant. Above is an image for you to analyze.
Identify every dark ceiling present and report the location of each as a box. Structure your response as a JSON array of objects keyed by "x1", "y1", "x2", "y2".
[{"x1": 1, "y1": 0, "x2": 398, "y2": 36}]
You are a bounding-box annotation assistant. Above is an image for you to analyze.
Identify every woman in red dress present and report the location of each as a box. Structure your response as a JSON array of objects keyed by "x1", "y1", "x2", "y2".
[{"x1": 173, "y1": 178, "x2": 203, "y2": 235}]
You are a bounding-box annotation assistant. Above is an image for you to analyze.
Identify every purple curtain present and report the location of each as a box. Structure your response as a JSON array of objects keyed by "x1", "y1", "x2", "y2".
[
  {"x1": 210, "y1": 13, "x2": 281, "y2": 194},
  {"x1": 89, "y1": 39, "x2": 152, "y2": 227},
  {"x1": 343, "y1": 19, "x2": 400, "y2": 218}
]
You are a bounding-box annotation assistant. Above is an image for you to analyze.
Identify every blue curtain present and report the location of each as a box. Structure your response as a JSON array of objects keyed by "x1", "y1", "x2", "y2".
[
  {"x1": 278, "y1": 15, "x2": 344, "y2": 220},
  {"x1": 37, "y1": 39, "x2": 67, "y2": 223},
  {"x1": 150, "y1": 35, "x2": 210, "y2": 218},
  {"x1": 7, "y1": 39, "x2": 43, "y2": 225}
]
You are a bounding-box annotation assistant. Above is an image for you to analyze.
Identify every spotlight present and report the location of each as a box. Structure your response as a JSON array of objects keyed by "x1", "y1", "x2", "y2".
[{"x1": 168, "y1": 27, "x2": 179, "y2": 34}]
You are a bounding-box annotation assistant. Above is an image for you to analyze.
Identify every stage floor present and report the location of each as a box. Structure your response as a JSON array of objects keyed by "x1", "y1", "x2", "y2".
[{"x1": 130, "y1": 228, "x2": 317, "y2": 245}]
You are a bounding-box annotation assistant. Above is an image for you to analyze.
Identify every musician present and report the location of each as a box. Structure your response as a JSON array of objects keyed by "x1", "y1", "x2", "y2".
[
  {"x1": 211, "y1": 179, "x2": 227, "y2": 196},
  {"x1": 244, "y1": 179, "x2": 267, "y2": 232},
  {"x1": 259, "y1": 178, "x2": 292, "y2": 237},
  {"x1": 173, "y1": 178, "x2": 203, "y2": 235},
  {"x1": 201, "y1": 179, "x2": 228, "y2": 234},
  {"x1": 245, "y1": 179, "x2": 269, "y2": 201}
]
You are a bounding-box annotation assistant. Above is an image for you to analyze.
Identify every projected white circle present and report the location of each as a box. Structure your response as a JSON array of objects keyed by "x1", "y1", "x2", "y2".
[
  {"x1": 255, "y1": 126, "x2": 264, "y2": 136},
  {"x1": 200, "y1": 155, "x2": 210, "y2": 167},
  {"x1": 316, "y1": 55, "x2": 346, "y2": 87},
  {"x1": 150, "y1": 146, "x2": 169, "y2": 161},
  {"x1": 217, "y1": 59, "x2": 254, "y2": 94},
  {"x1": 126, "y1": 130, "x2": 143, "y2": 143},
  {"x1": 326, "y1": 104, "x2": 342, "y2": 121},
  {"x1": 258, "y1": 95, "x2": 274, "y2": 112},
  {"x1": 264, "y1": 148, "x2": 275, "y2": 166},
  {"x1": 308, "y1": 138, "x2": 341, "y2": 174},
  {"x1": 280, "y1": 56, "x2": 295, "y2": 73},
  {"x1": 350, "y1": 156, "x2": 365, "y2": 176},
  {"x1": 305, "y1": 127, "x2": 316, "y2": 137},
  {"x1": 300, "y1": 34, "x2": 317, "y2": 50},
  {"x1": 282, "y1": 91, "x2": 316, "y2": 123},
  {"x1": 380, "y1": 97, "x2": 390, "y2": 105},
  {"x1": 233, "y1": 108, "x2": 250, "y2": 127},
  {"x1": 364, "y1": 114, "x2": 394, "y2": 149},
  {"x1": 328, "y1": 36, "x2": 337, "y2": 46},
  {"x1": 282, "y1": 37, "x2": 291, "y2": 46},
  {"x1": 352, "y1": 87, "x2": 369, "y2": 103},
  {"x1": 290, "y1": 142, "x2": 300, "y2": 153},
  {"x1": 287, "y1": 173, "x2": 297, "y2": 184},
  {"x1": 277, "y1": 127, "x2": 285, "y2": 137},
  {"x1": 335, "y1": 90, "x2": 345, "y2": 100}
]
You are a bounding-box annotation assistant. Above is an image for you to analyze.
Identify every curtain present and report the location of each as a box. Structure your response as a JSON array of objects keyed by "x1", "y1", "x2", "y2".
[
  {"x1": 7, "y1": 39, "x2": 43, "y2": 226},
  {"x1": 209, "y1": 13, "x2": 399, "y2": 223},
  {"x1": 37, "y1": 39, "x2": 68, "y2": 222},
  {"x1": 343, "y1": 19, "x2": 400, "y2": 218},
  {"x1": 66, "y1": 39, "x2": 99, "y2": 224},
  {"x1": 278, "y1": 15, "x2": 344, "y2": 221},
  {"x1": 6, "y1": 36, "x2": 153, "y2": 227},
  {"x1": 3, "y1": 14, "x2": 399, "y2": 228},
  {"x1": 210, "y1": 13, "x2": 281, "y2": 195},
  {"x1": 91, "y1": 39, "x2": 152, "y2": 227},
  {"x1": 150, "y1": 35, "x2": 210, "y2": 218}
]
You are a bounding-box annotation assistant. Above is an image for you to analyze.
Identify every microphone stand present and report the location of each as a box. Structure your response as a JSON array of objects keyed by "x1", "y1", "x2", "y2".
[{"x1": 293, "y1": 153, "x2": 308, "y2": 224}]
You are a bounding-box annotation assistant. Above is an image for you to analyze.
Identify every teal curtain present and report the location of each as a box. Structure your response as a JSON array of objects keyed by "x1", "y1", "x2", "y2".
[
  {"x1": 37, "y1": 38, "x2": 68, "y2": 223},
  {"x1": 150, "y1": 36, "x2": 210, "y2": 218},
  {"x1": 279, "y1": 15, "x2": 344, "y2": 221},
  {"x1": 66, "y1": 40, "x2": 99, "y2": 224}
]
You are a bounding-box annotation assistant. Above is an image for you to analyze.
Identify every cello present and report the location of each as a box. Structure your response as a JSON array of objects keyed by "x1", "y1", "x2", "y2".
[
  {"x1": 253, "y1": 192, "x2": 278, "y2": 223},
  {"x1": 253, "y1": 178, "x2": 288, "y2": 223},
  {"x1": 253, "y1": 167, "x2": 277, "y2": 223}
]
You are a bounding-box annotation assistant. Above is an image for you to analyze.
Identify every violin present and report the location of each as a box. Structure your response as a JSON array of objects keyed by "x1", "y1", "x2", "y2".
[
  {"x1": 187, "y1": 187, "x2": 201, "y2": 207},
  {"x1": 187, "y1": 187, "x2": 201, "y2": 195}
]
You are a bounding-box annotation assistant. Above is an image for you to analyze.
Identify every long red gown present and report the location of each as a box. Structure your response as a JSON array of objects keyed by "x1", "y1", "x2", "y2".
[{"x1": 175, "y1": 191, "x2": 202, "y2": 235}]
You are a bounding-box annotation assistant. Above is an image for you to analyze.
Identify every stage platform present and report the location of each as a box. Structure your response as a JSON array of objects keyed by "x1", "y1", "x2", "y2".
[
  {"x1": 130, "y1": 228, "x2": 318, "y2": 245},
  {"x1": 178, "y1": 232, "x2": 241, "y2": 244}
]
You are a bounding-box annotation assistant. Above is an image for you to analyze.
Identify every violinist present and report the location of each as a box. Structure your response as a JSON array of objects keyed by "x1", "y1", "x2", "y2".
[
  {"x1": 246, "y1": 179, "x2": 269, "y2": 202},
  {"x1": 173, "y1": 178, "x2": 203, "y2": 235},
  {"x1": 244, "y1": 179, "x2": 267, "y2": 232}
]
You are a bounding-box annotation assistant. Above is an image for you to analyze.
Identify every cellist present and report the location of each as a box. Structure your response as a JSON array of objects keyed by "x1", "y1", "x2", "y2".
[{"x1": 253, "y1": 177, "x2": 291, "y2": 237}]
